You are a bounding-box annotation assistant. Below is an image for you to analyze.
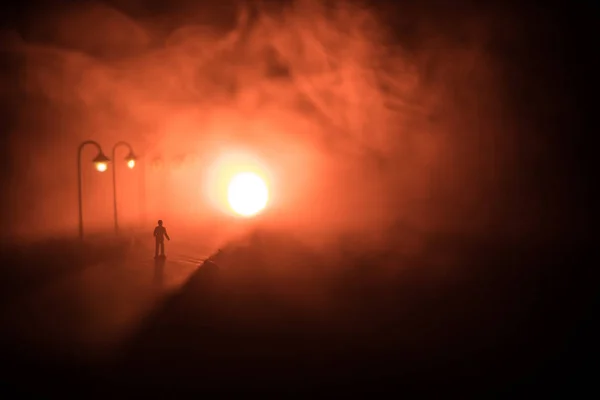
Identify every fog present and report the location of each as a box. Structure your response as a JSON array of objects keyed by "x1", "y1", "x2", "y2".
[
  {"x1": 0, "y1": 4, "x2": 592, "y2": 387},
  {"x1": 0, "y1": 0, "x2": 564, "y2": 253}
]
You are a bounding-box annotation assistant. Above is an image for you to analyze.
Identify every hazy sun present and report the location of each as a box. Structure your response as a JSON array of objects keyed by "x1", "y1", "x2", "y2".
[{"x1": 227, "y1": 172, "x2": 269, "y2": 217}]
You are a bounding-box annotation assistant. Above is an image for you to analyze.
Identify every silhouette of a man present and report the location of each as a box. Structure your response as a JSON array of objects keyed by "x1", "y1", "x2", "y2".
[{"x1": 153, "y1": 220, "x2": 170, "y2": 258}]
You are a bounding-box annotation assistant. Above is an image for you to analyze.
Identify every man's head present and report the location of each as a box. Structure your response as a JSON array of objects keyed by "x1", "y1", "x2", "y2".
[{"x1": 158, "y1": 220, "x2": 163, "y2": 226}]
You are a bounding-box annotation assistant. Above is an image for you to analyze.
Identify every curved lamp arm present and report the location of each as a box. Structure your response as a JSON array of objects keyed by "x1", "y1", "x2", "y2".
[
  {"x1": 78, "y1": 140, "x2": 102, "y2": 156},
  {"x1": 112, "y1": 141, "x2": 136, "y2": 164},
  {"x1": 77, "y1": 140, "x2": 110, "y2": 239},
  {"x1": 111, "y1": 141, "x2": 137, "y2": 234}
]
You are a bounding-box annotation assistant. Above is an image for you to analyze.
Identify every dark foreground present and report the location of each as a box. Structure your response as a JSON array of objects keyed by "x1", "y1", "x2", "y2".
[{"x1": 1, "y1": 231, "x2": 595, "y2": 396}]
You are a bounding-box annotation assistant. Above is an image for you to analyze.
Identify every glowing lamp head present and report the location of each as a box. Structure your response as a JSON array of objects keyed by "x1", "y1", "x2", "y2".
[
  {"x1": 93, "y1": 152, "x2": 110, "y2": 172},
  {"x1": 95, "y1": 162, "x2": 108, "y2": 172},
  {"x1": 227, "y1": 172, "x2": 269, "y2": 217},
  {"x1": 125, "y1": 151, "x2": 137, "y2": 169}
]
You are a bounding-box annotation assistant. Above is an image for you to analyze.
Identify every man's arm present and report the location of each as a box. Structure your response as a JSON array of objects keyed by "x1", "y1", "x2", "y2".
[
  {"x1": 165, "y1": 229, "x2": 170, "y2": 241},
  {"x1": 153, "y1": 227, "x2": 157, "y2": 237}
]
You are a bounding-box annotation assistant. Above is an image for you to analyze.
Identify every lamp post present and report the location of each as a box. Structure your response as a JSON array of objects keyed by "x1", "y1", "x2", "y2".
[
  {"x1": 111, "y1": 141, "x2": 137, "y2": 234},
  {"x1": 77, "y1": 140, "x2": 110, "y2": 240}
]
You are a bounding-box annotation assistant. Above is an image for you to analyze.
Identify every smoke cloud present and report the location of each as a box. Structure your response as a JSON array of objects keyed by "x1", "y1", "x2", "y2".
[{"x1": 1, "y1": 0, "x2": 551, "y2": 253}]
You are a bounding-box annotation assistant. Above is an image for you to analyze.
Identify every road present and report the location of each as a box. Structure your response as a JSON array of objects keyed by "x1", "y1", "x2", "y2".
[
  {"x1": 0, "y1": 231, "x2": 594, "y2": 396},
  {"x1": 0, "y1": 234, "x2": 218, "y2": 372}
]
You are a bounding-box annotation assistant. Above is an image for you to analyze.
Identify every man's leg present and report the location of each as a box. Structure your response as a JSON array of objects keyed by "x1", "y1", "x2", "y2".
[
  {"x1": 155, "y1": 240, "x2": 159, "y2": 258},
  {"x1": 160, "y1": 240, "x2": 165, "y2": 256}
]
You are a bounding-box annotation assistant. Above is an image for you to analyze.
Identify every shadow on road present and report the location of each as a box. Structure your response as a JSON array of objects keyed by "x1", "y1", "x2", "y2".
[{"x1": 153, "y1": 256, "x2": 166, "y2": 289}]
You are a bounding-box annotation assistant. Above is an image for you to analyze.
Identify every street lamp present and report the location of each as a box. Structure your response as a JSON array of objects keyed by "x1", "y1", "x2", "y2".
[
  {"x1": 94, "y1": 153, "x2": 110, "y2": 172},
  {"x1": 78, "y1": 140, "x2": 110, "y2": 239},
  {"x1": 112, "y1": 141, "x2": 137, "y2": 234}
]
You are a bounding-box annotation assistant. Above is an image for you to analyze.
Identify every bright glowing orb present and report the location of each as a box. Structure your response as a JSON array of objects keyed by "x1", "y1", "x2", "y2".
[
  {"x1": 227, "y1": 172, "x2": 269, "y2": 217},
  {"x1": 127, "y1": 159, "x2": 135, "y2": 169}
]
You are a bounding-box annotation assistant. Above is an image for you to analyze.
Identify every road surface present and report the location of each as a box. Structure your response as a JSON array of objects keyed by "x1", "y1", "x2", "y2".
[
  {"x1": 0, "y1": 234, "x2": 218, "y2": 373},
  {"x1": 0, "y1": 231, "x2": 594, "y2": 396}
]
